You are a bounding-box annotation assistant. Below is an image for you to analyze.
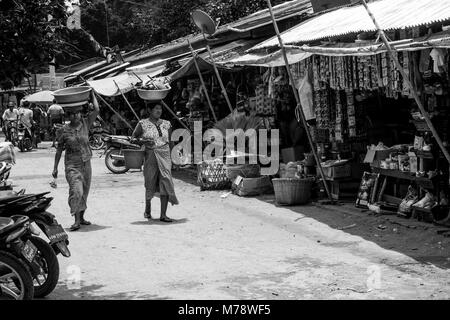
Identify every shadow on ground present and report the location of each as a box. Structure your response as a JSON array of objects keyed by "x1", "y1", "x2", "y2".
[
  {"x1": 130, "y1": 218, "x2": 188, "y2": 226},
  {"x1": 256, "y1": 195, "x2": 450, "y2": 270},
  {"x1": 46, "y1": 282, "x2": 170, "y2": 300},
  {"x1": 174, "y1": 169, "x2": 450, "y2": 270}
]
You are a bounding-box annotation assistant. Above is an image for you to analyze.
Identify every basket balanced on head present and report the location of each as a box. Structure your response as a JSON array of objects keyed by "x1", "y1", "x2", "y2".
[
  {"x1": 52, "y1": 86, "x2": 92, "y2": 106},
  {"x1": 136, "y1": 77, "x2": 171, "y2": 101}
]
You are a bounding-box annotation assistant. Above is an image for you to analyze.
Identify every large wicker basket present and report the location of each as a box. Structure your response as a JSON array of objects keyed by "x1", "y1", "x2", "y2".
[
  {"x1": 272, "y1": 178, "x2": 314, "y2": 205},
  {"x1": 225, "y1": 164, "x2": 261, "y2": 182},
  {"x1": 197, "y1": 160, "x2": 231, "y2": 191}
]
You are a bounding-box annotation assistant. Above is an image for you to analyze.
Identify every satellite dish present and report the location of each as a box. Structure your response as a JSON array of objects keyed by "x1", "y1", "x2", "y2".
[{"x1": 191, "y1": 10, "x2": 216, "y2": 35}]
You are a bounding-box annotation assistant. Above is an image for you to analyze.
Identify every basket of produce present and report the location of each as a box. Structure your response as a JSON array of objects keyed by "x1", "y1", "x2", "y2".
[
  {"x1": 52, "y1": 86, "x2": 92, "y2": 105},
  {"x1": 272, "y1": 177, "x2": 315, "y2": 205},
  {"x1": 136, "y1": 77, "x2": 171, "y2": 101},
  {"x1": 197, "y1": 159, "x2": 231, "y2": 191},
  {"x1": 123, "y1": 149, "x2": 145, "y2": 169}
]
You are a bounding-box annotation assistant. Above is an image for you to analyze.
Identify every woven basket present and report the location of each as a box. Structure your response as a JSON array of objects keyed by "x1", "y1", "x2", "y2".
[
  {"x1": 225, "y1": 164, "x2": 261, "y2": 182},
  {"x1": 272, "y1": 178, "x2": 314, "y2": 205},
  {"x1": 197, "y1": 160, "x2": 231, "y2": 191}
]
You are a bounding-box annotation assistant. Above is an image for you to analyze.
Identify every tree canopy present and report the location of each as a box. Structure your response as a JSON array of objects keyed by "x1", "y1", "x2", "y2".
[{"x1": 0, "y1": 0, "x2": 70, "y2": 89}]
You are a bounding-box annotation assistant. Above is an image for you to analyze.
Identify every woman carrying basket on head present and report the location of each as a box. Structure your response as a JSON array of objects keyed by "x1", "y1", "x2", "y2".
[
  {"x1": 131, "y1": 102, "x2": 179, "y2": 222},
  {"x1": 52, "y1": 91, "x2": 100, "y2": 231}
]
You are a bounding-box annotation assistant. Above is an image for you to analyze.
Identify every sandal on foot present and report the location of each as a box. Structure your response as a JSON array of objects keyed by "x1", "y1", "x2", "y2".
[
  {"x1": 159, "y1": 217, "x2": 173, "y2": 223},
  {"x1": 80, "y1": 220, "x2": 91, "y2": 225},
  {"x1": 69, "y1": 224, "x2": 81, "y2": 231}
]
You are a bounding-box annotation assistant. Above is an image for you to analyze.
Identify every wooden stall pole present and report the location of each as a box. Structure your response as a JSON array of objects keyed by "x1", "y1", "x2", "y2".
[
  {"x1": 113, "y1": 80, "x2": 140, "y2": 122},
  {"x1": 266, "y1": 0, "x2": 334, "y2": 203},
  {"x1": 160, "y1": 100, "x2": 192, "y2": 133},
  {"x1": 361, "y1": 0, "x2": 450, "y2": 182},
  {"x1": 200, "y1": 33, "x2": 234, "y2": 114},
  {"x1": 187, "y1": 39, "x2": 218, "y2": 123},
  {"x1": 93, "y1": 91, "x2": 134, "y2": 131}
]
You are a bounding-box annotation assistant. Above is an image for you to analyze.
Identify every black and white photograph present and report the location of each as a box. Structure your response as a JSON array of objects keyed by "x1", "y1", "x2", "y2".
[{"x1": 0, "y1": 0, "x2": 449, "y2": 307}]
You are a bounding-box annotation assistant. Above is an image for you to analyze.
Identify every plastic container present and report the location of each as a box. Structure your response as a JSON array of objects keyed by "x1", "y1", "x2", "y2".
[
  {"x1": 272, "y1": 178, "x2": 314, "y2": 205},
  {"x1": 52, "y1": 87, "x2": 92, "y2": 104},
  {"x1": 123, "y1": 150, "x2": 145, "y2": 169},
  {"x1": 136, "y1": 87, "x2": 171, "y2": 101}
]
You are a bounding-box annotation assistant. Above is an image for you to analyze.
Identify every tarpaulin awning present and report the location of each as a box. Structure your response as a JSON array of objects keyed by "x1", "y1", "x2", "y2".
[
  {"x1": 251, "y1": 0, "x2": 450, "y2": 51},
  {"x1": 87, "y1": 73, "x2": 138, "y2": 97},
  {"x1": 169, "y1": 39, "x2": 262, "y2": 79},
  {"x1": 218, "y1": 50, "x2": 312, "y2": 67},
  {"x1": 23, "y1": 90, "x2": 55, "y2": 104}
]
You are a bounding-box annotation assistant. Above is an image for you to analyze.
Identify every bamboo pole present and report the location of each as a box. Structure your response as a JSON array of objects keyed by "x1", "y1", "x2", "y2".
[
  {"x1": 113, "y1": 80, "x2": 140, "y2": 122},
  {"x1": 160, "y1": 100, "x2": 191, "y2": 133},
  {"x1": 360, "y1": 0, "x2": 450, "y2": 183},
  {"x1": 266, "y1": 0, "x2": 334, "y2": 203},
  {"x1": 93, "y1": 91, "x2": 134, "y2": 131},
  {"x1": 187, "y1": 39, "x2": 218, "y2": 123},
  {"x1": 201, "y1": 32, "x2": 234, "y2": 114}
]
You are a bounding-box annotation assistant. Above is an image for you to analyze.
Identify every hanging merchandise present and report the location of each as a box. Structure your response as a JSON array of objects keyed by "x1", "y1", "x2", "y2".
[
  {"x1": 314, "y1": 90, "x2": 330, "y2": 129},
  {"x1": 346, "y1": 90, "x2": 357, "y2": 138},
  {"x1": 255, "y1": 84, "x2": 273, "y2": 116},
  {"x1": 298, "y1": 66, "x2": 315, "y2": 121},
  {"x1": 430, "y1": 48, "x2": 446, "y2": 74},
  {"x1": 335, "y1": 91, "x2": 343, "y2": 142}
]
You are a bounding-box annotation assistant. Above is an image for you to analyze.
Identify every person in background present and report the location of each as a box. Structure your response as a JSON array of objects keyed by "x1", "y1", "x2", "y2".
[
  {"x1": 47, "y1": 99, "x2": 65, "y2": 148},
  {"x1": 2, "y1": 102, "x2": 19, "y2": 142},
  {"x1": 111, "y1": 110, "x2": 128, "y2": 135},
  {"x1": 30, "y1": 103, "x2": 45, "y2": 148},
  {"x1": 18, "y1": 100, "x2": 34, "y2": 143},
  {"x1": 132, "y1": 102, "x2": 179, "y2": 222},
  {"x1": 52, "y1": 91, "x2": 100, "y2": 231}
]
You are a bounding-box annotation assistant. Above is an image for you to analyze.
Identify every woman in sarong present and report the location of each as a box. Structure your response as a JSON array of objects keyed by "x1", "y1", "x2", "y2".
[
  {"x1": 52, "y1": 91, "x2": 100, "y2": 231},
  {"x1": 132, "y1": 103, "x2": 179, "y2": 222}
]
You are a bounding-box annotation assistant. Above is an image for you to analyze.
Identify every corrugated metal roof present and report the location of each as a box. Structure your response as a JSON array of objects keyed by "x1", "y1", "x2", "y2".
[
  {"x1": 251, "y1": 0, "x2": 450, "y2": 51},
  {"x1": 218, "y1": 0, "x2": 312, "y2": 33}
]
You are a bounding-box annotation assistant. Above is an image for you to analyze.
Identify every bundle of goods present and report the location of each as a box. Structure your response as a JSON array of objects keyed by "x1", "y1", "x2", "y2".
[
  {"x1": 136, "y1": 77, "x2": 171, "y2": 101},
  {"x1": 226, "y1": 163, "x2": 260, "y2": 182},
  {"x1": 232, "y1": 175, "x2": 273, "y2": 197},
  {"x1": 197, "y1": 159, "x2": 230, "y2": 191}
]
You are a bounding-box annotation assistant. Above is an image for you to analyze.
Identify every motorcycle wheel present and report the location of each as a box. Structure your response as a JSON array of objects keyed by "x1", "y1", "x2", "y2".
[
  {"x1": 105, "y1": 148, "x2": 129, "y2": 174},
  {"x1": 18, "y1": 141, "x2": 24, "y2": 152},
  {"x1": 89, "y1": 134, "x2": 105, "y2": 150},
  {"x1": 28, "y1": 237, "x2": 59, "y2": 298},
  {"x1": 0, "y1": 251, "x2": 34, "y2": 300},
  {"x1": 24, "y1": 138, "x2": 33, "y2": 151}
]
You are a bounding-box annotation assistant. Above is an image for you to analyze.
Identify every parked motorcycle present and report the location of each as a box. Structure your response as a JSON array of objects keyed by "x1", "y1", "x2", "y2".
[
  {"x1": 17, "y1": 121, "x2": 33, "y2": 152},
  {"x1": 0, "y1": 215, "x2": 59, "y2": 298},
  {"x1": 0, "y1": 249, "x2": 34, "y2": 300},
  {"x1": 102, "y1": 135, "x2": 141, "y2": 174},
  {"x1": 89, "y1": 120, "x2": 108, "y2": 151}
]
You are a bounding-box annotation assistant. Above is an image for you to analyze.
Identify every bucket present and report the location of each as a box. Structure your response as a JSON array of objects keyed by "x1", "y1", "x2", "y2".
[
  {"x1": 123, "y1": 150, "x2": 145, "y2": 169},
  {"x1": 272, "y1": 178, "x2": 314, "y2": 205}
]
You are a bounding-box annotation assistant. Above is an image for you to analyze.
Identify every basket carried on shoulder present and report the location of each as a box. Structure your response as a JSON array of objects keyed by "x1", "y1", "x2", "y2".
[
  {"x1": 272, "y1": 178, "x2": 315, "y2": 205},
  {"x1": 197, "y1": 160, "x2": 231, "y2": 191}
]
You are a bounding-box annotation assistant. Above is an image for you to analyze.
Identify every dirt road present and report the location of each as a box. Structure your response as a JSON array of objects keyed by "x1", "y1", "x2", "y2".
[{"x1": 10, "y1": 143, "x2": 450, "y2": 299}]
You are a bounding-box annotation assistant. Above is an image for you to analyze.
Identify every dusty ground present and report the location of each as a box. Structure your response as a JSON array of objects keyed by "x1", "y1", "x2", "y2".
[{"x1": 8, "y1": 142, "x2": 450, "y2": 299}]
